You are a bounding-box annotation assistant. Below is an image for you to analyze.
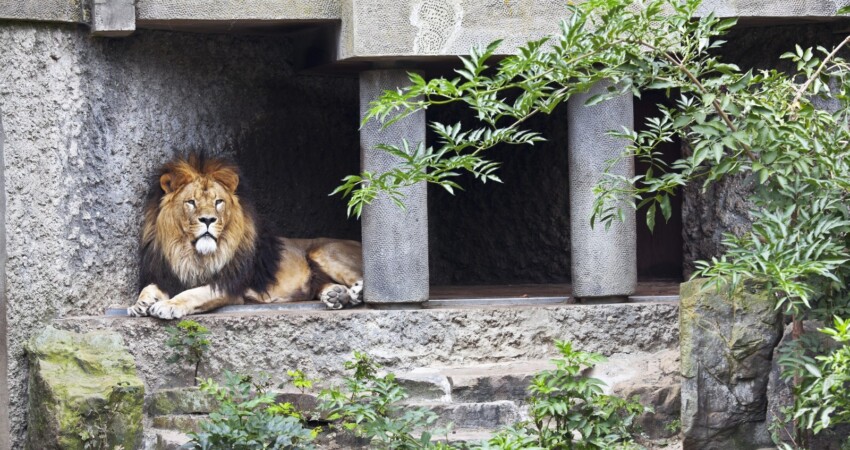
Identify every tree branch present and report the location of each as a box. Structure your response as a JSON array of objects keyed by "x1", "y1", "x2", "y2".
[{"x1": 791, "y1": 35, "x2": 850, "y2": 112}]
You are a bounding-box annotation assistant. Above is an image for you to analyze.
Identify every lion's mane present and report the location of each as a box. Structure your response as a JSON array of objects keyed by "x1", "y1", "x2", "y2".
[{"x1": 139, "y1": 154, "x2": 283, "y2": 298}]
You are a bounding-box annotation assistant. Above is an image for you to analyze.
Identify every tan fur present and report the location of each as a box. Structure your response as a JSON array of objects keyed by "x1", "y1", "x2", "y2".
[{"x1": 129, "y1": 156, "x2": 363, "y2": 319}]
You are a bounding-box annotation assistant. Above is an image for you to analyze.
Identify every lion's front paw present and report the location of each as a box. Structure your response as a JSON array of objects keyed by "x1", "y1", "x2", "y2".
[
  {"x1": 148, "y1": 299, "x2": 192, "y2": 320},
  {"x1": 129, "y1": 284, "x2": 168, "y2": 317},
  {"x1": 348, "y1": 280, "x2": 364, "y2": 306},
  {"x1": 320, "y1": 284, "x2": 351, "y2": 310}
]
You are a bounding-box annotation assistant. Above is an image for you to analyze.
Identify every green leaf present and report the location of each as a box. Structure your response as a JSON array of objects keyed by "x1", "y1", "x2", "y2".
[{"x1": 646, "y1": 203, "x2": 657, "y2": 232}]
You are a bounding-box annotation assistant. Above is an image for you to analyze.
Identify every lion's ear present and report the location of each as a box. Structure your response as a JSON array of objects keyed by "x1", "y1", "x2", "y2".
[
  {"x1": 160, "y1": 173, "x2": 175, "y2": 194},
  {"x1": 211, "y1": 169, "x2": 239, "y2": 193},
  {"x1": 160, "y1": 169, "x2": 196, "y2": 194}
]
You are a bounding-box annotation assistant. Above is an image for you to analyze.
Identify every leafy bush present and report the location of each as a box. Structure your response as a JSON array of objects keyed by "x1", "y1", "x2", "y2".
[
  {"x1": 318, "y1": 351, "x2": 453, "y2": 450},
  {"x1": 182, "y1": 371, "x2": 317, "y2": 450},
  {"x1": 480, "y1": 341, "x2": 648, "y2": 450},
  {"x1": 165, "y1": 320, "x2": 211, "y2": 385},
  {"x1": 777, "y1": 317, "x2": 850, "y2": 448}
]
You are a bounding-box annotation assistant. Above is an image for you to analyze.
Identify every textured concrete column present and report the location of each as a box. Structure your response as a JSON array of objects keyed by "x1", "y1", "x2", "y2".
[
  {"x1": 359, "y1": 70, "x2": 429, "y2": 306},
  {"x1": 568, "y1": 81, "x2": 636, "y2": 299}
]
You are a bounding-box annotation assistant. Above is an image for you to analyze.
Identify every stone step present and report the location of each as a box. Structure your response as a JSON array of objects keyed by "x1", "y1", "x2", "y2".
[
  {"x1": 439, "y1": 428, "x2": 497, "y2": 445},
  {"x1": 398, "y1": 360, "x2": 551, "y2": 404},
  {"x1": 143, "y1": 428, "x2": 191, "y2": 450},
  {"x1": 150, "y1": 387, "x2": 318, "y2": 417},
  {"x1": 152, "y1": 414, "x2": 205, "y2": 434},
  {"x1": 411, "y1": 400, "x2": 523, "y2": 429}
]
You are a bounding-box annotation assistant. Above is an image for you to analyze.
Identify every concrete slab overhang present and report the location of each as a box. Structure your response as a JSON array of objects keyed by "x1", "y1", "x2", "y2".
[{"x1": 2, "y1": 0, "x2": 850, "y2": 67}]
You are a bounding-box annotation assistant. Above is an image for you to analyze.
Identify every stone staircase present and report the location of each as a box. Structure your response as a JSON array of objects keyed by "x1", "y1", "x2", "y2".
[{"x1": 143, "y1": 350, "x2": 680, "y2": 449}]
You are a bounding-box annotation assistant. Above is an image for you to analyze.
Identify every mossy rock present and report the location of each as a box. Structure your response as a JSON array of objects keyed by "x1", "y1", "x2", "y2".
[
  {"x1": 25, "y1": 326, "x2": 144, "y2": 450},
  {"x1": 679, "y1": 278, "x2": 781, "y2": 450}
]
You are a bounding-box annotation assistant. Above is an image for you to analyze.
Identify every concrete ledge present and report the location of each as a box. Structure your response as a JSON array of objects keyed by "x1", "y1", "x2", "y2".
[
  {"x1": 135, "y1": 0, "x2": 341, "y2": 23},
  {"x1": 0, "y1": 0, "x2": 86, "y2": 23},
  {"x1": 54, "y1": 302, "x2": 678, "y2": 392}
]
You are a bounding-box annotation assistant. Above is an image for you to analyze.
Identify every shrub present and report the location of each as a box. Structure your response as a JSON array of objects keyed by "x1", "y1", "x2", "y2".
[
  {"x1": 480, "y1": 341, "x2": 648, "y2": 450},
  {"x1": 318, "y1": 351, "x2": 453, "y2": 450},
  {"x1": 182, "y1": 371, "x2": 317, "y2": 450},
  {"x1": 165, "y1": 320, "x2": 211, "y2": 385}
]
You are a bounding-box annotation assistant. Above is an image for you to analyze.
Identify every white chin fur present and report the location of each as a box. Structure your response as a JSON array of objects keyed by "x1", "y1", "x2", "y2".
[{"x1": 195, "y1": 236, "x2": 218, "y2": 255}]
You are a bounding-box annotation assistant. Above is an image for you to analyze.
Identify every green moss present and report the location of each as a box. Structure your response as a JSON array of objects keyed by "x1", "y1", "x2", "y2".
[{"x1": 25, "y1": 327, "x2": 144, "y2": 450}]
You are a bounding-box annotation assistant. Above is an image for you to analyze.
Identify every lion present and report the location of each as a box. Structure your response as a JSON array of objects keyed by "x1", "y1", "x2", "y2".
[{"x1": 128, "y1": 154, "x2": 363, "y2": 319}]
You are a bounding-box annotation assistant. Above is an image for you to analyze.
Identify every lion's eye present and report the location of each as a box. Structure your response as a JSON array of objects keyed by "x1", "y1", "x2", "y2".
[
  {"x1": 215, "y1": 199, "x2": 224, "y2": 207},
  {"x1": 186, "y1": 200, "x2": 196, "y2": 208}
]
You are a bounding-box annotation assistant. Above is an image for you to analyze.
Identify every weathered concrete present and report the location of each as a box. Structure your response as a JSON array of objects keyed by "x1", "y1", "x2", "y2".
[
  {"x1": 360, "y1": 70, "x2": 429, "y2": 305},
  {"x1": 0, "y1": 0, "x2": 86, "y2": 23},
  {"x1": 568, "y1": 81, "x2": 636, "y2": 299},
  {"x1": 25, "y1": 327, "x2": 144, "y2": 450},
  {"x1": 0, "y1": 24, "x2": 359, "y2": 447},
  {"x1": 0, "y1": 104, "x2": 9, "y2": 450},
  {"x1": 679, "y1": 279, "x2": 781, "y2": 450},
  {"x1": 136, "y1": 0, "x2": 341, "y2": 23},
  {"x1": 696, "y1": 0, "x2": 850, "y2": 17},
  {"x1": 91, "y1": 0, "x2": 135, "y2": 37}
]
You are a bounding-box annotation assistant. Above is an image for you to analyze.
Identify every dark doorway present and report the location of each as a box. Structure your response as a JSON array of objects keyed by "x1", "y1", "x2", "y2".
[{"x1": 635, "y1": 90, "x2": 684, "y2": 281}]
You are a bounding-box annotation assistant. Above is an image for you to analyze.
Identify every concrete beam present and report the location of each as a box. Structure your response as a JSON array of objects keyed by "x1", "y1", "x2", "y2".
[
  {"x1": 0, "y1": 0, "x2": 85, "y2": 23},
  {"x1": 359, "y1": 70, "x2": 429, "y2": 306},
  {"x1": 91, "y1": 0, "x2": 135, "y2": 37},
  {"x1": 567, "y1": 81, "x2": 636, "y2": 300},
  {"x1": 337, "y1": 0, "x2": 850, "y2": 60},
  {"x1": 135, "y1": 0, "x2": 340, "y2": 23}
]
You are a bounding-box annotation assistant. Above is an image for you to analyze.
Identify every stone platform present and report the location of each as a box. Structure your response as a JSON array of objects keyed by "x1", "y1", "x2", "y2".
[{"x1": 51, "y1": 301, "x2": 680, "y2": 449}]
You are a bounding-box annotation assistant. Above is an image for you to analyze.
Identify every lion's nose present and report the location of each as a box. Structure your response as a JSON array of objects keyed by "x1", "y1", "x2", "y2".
[{"x1": 198, "y1": 216, "x2": 217, "y2": 226}]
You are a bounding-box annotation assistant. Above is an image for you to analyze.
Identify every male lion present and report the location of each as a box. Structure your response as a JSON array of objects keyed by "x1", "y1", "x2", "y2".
[{"x1": 128, "y1": 154, "x2": 363, "y2": 319}]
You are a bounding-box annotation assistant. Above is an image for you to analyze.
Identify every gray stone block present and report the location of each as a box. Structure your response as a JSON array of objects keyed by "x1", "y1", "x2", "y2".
[
  {"x1": 151, "y1": 414, "x2": 203, "y2": 434},
  {"x1": 567, "y1": 81, "x2": 636, "y2": 299},
  {"x1": 150, "y1": 387, "x2": 218, "y2": 416},
  {"x1": 148, "y1": 428, "x2": 190, "y2": 450},
  {"x1": 415, "y1": 400, "x2": 521, "y2": 429},
  {"x1": 396, "y1": 371, "x2": 451, "y2": 403},
  {"x1": 679, "y1": 279, "x2": 781, "y2": 450},
  {"x1": 360, "y1": 70, "x2": 429, "y2": 304},
  {"x1": 91, "y1": 0, "x2": 135, "y2": 37},
  {"x1": 442, "y1": 361, "x2": 552, "y2": 403}
]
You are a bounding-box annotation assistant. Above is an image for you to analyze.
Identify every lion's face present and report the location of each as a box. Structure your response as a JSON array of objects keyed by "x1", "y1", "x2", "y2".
[
  {"x1": 148, "y1": 156, "x2": 256, "y2": 286},
  {"x1": 175, "y1": 179, "x2": 231, "y2": 256}
]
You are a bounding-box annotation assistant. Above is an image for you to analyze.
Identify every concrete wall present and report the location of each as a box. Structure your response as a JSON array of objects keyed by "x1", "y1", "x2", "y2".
[
  {"x1": 0, "y1": 23, "x2": 359, "y2": 446},
  {"x1": 0, "y1": 104, "x2": 10, "y2": 450}
]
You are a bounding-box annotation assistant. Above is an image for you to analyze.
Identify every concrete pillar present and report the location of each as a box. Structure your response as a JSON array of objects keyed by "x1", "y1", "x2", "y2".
[
  {"x1": 359, "y1": 70, "x2": 429, "y2": 307},
  {"x1": 567, "y1": 81, "x2": 636, "y2": 300}
]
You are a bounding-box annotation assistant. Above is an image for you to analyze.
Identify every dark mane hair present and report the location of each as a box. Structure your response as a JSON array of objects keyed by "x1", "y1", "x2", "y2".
[{"x1": 138, "y1": 152, "x2": 283, "y2": 298}]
